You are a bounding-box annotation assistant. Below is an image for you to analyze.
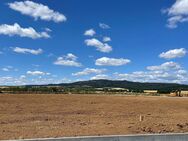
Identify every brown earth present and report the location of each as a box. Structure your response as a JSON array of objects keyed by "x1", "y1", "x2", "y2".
[{"x1": 0, "y1": 94, "x2": 188, "y2": 140}]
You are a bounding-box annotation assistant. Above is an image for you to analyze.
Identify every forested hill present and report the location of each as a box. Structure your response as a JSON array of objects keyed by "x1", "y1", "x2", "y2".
[{"x1": 49, "y1": 79, "x2": 188, "y2": 91}]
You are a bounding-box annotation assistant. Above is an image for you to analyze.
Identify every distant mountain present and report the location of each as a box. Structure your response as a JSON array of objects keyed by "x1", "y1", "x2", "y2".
[{"x1": 48, "y1": 79, "x2": 188, "y2": 91}]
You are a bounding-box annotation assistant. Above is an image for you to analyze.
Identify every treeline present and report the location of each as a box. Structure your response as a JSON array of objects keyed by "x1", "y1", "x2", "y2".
[
  {"x1": 0, "y1": 86, "x2": 178, "y2": 95},
  {"x1": 0, "y1": 87, "x2": 63, "y2": 94},
  {"x1": 0, "y1": 86, "x2": 98, "y2": 94},
  {"x1": 1, "y1": 79, "x2": 188, "y2": 94},
  {"x1": 0, "y1": 86, "x2": 143, "y2": 94}
]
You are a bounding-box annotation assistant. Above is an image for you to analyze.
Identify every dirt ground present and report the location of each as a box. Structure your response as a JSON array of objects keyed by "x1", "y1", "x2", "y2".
[{"x1": 0, "y1": 94, "x2": 188, "y2": 140}]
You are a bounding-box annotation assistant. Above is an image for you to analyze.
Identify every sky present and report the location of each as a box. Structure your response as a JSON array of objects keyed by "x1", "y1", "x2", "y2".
[{"x1": 0, "y1": 0, "x2": 188, "y2": 85}]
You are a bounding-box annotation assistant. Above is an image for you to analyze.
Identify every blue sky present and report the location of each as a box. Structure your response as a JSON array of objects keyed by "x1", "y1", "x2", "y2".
[{"x1": 0, "y1": 0, "x2": 188, "y2": 85}]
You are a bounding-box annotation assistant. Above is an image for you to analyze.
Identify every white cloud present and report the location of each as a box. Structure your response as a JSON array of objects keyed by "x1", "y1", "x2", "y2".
[
  {"x1": 167, "y1": 0, "x2": 188, "y2": 15},
  {"x1": 159, "y1": 48, "x2": 187, "y2": 59},
  {"x1": 27, "y1": 71, "x2": 50, "y2": 76},
  {"x1": 166, "y1": 15, "x2": 185, "y2": 28},
  {"x1": 95, "y1": 57, "x2": 131, "y2": 66},
  {"x1": 66, "y1": 53, "x2": 78, "y2": 60},
  {"x1": 111, "y1": 61, "x2": 186, "y2": 83},
  {"x1": 177, "y1": 69, "x2": 187, "y2": 75},
  {"x1": 20, "y1": 75, "x2": 26, "y2": 79},
  {"x1": 44, "y1": 28, "x2": 52, "y2": 32},
  {"x1": 2, "y1": 68, "x2": 9, "y2": 72},
  {"x1": 72, "y1": 68, "x2": 106, "y2": 76},
  {"x1": 1, "y1": 66, "x2": 18, "y2": 72},
  {"x1": 13, "y1": 47, "x2": 43, "y2": 55},
  {"x1": 114, "y1": 67, "x2": 188, "y2": 84},
  {"x1": 147, "y1": 61, "x2": 181, "y2": 71},
  {"x1": 8, "y1": 1, "x2": 66, "y2": 23},
  {"x1": 0, "y1": 76, "x2": 28, "y2": 85},
  {"x1": 0, "y1": 77, "x2": 15, "y2": 85},
  {"x1": 99, "y1": 23, "x2": 110, "y2": 29},
  {"x1": 91, "y1": 74, "x2": 109, "y2": 80},
  {"x1": 84, "y1": 29, "x2": 96, "y2": 36},
  {"x1": 163, "y1": 0, "x2": 188, "y2": 28},
  {"x1": 114, "y1": 71, "x2": 185, "y2": 83},
  {"x1": 103, "y1": 36, "x2": 111, "y2": 42},
  {"x1": 0, "y1": 23, "x2": 50, "y2": 39},
  {"x1": 0, "y1": 75, "x2": 71, "y2": 86},
  {"x1": 85, "y1": 38, "x2": 112, "y2": 53},
  {"x1": 54, "y1": 53, "x2": 82, "y2": 67}
]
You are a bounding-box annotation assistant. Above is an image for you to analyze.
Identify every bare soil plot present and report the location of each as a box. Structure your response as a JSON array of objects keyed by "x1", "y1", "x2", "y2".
[{"x1": 0, "y1": 94, "x2": 188, "y2": 140}]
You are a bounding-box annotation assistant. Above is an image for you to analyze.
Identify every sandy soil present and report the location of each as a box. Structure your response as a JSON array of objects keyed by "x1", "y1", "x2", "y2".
[{"x1": 0, "y1": 94, "x2": 188, "y2": 140}]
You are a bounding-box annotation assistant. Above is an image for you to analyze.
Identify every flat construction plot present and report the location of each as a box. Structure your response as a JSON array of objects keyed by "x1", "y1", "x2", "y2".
[{"x1": 0, "y1": 94, "x2": 188, "y2": 140}]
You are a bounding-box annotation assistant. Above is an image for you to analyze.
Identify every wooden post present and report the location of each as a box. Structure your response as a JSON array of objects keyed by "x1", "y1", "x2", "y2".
[{"x1": 139, "y1": 115, "x2": 144, "y2": 122}]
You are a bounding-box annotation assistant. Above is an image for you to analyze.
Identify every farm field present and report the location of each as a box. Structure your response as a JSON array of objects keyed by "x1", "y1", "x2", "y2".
[{"x1": 0, "y1": 94, "x2": 188, "y2": 140}]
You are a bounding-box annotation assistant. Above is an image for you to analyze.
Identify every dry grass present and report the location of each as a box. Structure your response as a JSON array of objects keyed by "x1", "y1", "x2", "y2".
[{"x1": 0, "y1": 94, "x2": 188, "y2": 140}]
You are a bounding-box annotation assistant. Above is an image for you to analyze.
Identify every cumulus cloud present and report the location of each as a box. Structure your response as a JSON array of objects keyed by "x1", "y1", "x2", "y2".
[
  {"x1": 103, "y1": 36, "x2": 111, "y2": 42},
  {"x1": 95, "y1": 57, "x2": 131, "y2": 66},
  {"x1": 0, "y1": 23, "x2": 50, "y2": 39},
  {"x1": 84, "y1": 29, "x2": 96, "y2": 36},
  {"x1": 163, "y1": 0, "x2": 188, "y2": 28},
  {"x1": 99, "y1": 23, "x2": 110, "y2": 29},
  {"x1": 159, "y1": 48, "x2": 187, "y2": 59},
  {"x1": 90, "y1": 74, "x2": 109, "y2": 80},
  {"x1": 27, "y1": 71, "x2": 50, "y2": 76},
  {"x1": 72, "y1": 68, "x2": 106, "y2": 76},
  {"x1": 8, "y1": 1, "x2": 67, "y2": 23},
  {"x1": 114, "y1": 70, "x2": 187, "y2": 83},
  {"x1": 13, "y1": 47, "x2": 43, "y2": 55},
  {"x1": 114, "y1": 61, "x2": 188, "y2": 83},
  {"x1": 115, "y1": 68, "x2": 188, "y2": 84},
  {"x1": 54, "y1": 53, "x2": 82, "y2": 67},
  {"x1": 85, "y1": 38, "x2": 112, "y2": 53},
  {"x1": 0, "y1": 75, "x2": 71, "y2": 86},
  {"x1": 147, "y1": 61, "x2": 181, "y2": 71}
]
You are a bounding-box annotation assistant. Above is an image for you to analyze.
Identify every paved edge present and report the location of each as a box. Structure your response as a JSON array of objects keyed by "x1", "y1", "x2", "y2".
[{"x1": 3, "y1": 133, "x2": 188, "y2": 141}]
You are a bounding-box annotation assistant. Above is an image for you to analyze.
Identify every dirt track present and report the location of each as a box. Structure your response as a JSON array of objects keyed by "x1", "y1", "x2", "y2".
[{"x1": 0, "y1": 94, "x2": 188, "y2": 140}]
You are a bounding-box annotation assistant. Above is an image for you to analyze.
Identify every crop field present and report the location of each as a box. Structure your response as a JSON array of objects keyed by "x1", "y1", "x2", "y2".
[{"x1": 0, "y1": 94, "x2": 188, "y2": 140}]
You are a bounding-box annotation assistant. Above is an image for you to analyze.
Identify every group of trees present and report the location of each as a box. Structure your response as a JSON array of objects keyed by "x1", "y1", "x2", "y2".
[
  {"x1": 0, "y1": 86, "x2": 175, "y2": 95},
  {"x1": 0, "y1": 86, "x2": 64, "y2": 94}
]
